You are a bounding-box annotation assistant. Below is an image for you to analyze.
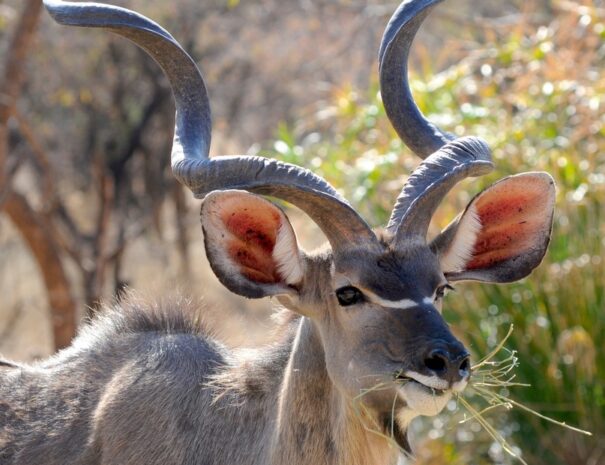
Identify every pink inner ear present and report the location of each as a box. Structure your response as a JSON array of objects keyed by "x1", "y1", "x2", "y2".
[
  {"x1": 220, "y1": 201, "x2": 282, "y2": 284},
  {"x1": 466, "y1": 177, "x2": 553, "y2": 270}
]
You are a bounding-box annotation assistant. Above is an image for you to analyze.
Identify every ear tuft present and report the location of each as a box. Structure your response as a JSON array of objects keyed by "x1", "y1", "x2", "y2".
[
  {"x1": 201, "y1": 190, "x2": 303, "y2": 298},
  {"x1": 438, "y1": 203, "x2": 481, "y2": 272},
  {"x1": 274, "y1": 222, "x2": 304, "y2": 285}
]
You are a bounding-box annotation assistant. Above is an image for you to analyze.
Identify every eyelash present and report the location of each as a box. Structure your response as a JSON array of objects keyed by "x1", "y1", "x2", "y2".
[{"x1": 435, "y1": 283, "x2": 455, "y2": 301}]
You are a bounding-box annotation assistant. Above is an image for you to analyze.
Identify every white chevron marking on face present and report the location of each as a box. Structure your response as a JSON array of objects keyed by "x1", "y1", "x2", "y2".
[{"x1": 365, "y1": 293, "x2": 431, "y2": 310}]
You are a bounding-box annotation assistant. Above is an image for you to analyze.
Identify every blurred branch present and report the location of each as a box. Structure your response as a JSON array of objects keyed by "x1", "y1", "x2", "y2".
[
  {"x1": 109, "y1": 85, "x2": 169, "y2": 181},
  {"x1": 107, "y1": 219, "x2": 148, "y2": 263},
  {"x1": 85, "y1": 157, "x2": 115, "y2": 314},
  {"x1": 0, "y1": 303, "x2": 21, "y2": 345},
  {"x1": 0, "y1": 152, "x2": 23, "y2": 211},
  {"x1": 13, "y1": 111, "x2": 86, "y2": 266},
  {"x1": 172, "y1": 182, "x2": 191, "y2": 275},
  {"x1": 0, "y1": 0, "x2": 43, "y2": 183},
  {"x1": 3, "y1": 191, "x2": 77, "y2": 350},
  {"x1": 0, "y1": 0, "x2": 78, "y2": 351},
  {"x1": 14, "y1": 111, "x2": 57, "y2": 209}
]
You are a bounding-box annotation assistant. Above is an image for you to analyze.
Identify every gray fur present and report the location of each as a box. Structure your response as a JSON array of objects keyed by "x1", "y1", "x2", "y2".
[
  {"x1": 1, "y1": 183, "x2": 555, "y2": 463},
  {"x1": 0, "y1": 251, "x2": 458, "y2": 465},
  {"x1": 0, "y1": 295, "x2": 282, "y2": 465}
]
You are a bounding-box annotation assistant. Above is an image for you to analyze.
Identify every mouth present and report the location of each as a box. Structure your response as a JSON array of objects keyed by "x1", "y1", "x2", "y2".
[
  {"x1": 395, "y1": 371, "x2": 449, "y2": 395},
  {"x1": 400, "y1": 378, "x2": 447, "y2": 395},
  {"x1": 394, "y1": 371, "x2": 454, "y2": 417}
]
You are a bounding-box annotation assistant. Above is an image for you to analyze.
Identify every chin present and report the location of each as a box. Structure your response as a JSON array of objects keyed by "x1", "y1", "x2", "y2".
[{"x1": 397, "y1": 380, "x2": 453, "y2": 419}]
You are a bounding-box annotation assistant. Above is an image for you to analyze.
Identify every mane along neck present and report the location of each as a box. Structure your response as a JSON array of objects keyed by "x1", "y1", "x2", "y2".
[
  {"x1": 209, "y1": 312, "x2": 399, "y2": 465},
  {"x1": 270, "y1": 316, "x2": 397, "y2": 465}
]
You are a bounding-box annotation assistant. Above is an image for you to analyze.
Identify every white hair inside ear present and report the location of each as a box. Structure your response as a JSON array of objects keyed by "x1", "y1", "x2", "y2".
[
  {"x1": 273, "y1": 222, "x2": 304, "y2": 285},
  {"x1": 439, "y1": 205, "x2": 482, "y2": 273}
]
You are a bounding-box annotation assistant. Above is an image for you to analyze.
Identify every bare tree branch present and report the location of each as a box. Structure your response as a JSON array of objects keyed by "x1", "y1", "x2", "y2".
[
  {"x1": 14, "y1": 110, "x2": 57, "y2": 209},
  {"x1": 3, "y1": 191, "x2": 77, "y2": 350},
  {"x1": 0, "y1": 152, "x2": 24, "y2": 210},
  {"x1": 0, "y1": 0, "x2": 78, "y2": 351},
  {"x1": 86, "y1": 157, "x2": 115, "y2": 314},
  {"x1": 0, "y1": 0, "x2": 43, "y2": 182}
]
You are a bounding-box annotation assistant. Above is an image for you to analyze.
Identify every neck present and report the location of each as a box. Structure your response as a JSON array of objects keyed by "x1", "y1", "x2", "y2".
[{"x1": 270, "y1": 317, "x2": 398, "y2": 465}]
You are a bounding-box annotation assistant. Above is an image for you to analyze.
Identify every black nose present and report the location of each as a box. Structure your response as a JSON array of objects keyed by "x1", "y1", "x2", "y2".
[{"x1": 423, "y1": 348, "x2": 471, "y2": 384}]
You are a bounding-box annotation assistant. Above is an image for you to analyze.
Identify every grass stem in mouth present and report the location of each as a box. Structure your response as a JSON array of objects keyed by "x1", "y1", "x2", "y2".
[
  {"x1": 353, "y1": 381, "x2": 390, "y2": 401},
  {"x1": 472, "y1": 324, "x2": 515, "y2": 371},
  {"x1": 457, "y1": 394, "x2": 529, "y2": 465},
  {"x1": 457, "y1": 324, "x2": 593, "y2": 464},
  {"x1": 458, "y1": 402, "x2": 512, "y2": 424},
  {"x1": 471, "y1": 385, "x2": 592, "y2": 437},
  {"x1": 472, "y1": 381, "x2": 530, "y2": 388}
]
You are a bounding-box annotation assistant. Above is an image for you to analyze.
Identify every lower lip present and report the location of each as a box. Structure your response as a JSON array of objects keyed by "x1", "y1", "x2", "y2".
[{"x1": 397, "y1": 381, "x2": 453, "y2": 417}]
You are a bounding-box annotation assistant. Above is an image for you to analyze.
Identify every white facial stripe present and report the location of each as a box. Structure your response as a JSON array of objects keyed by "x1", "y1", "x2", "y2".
[
  {"x1": 367, "y1": 294, "x2": 418, "y2": 309},
  {"x1": 365, "y1": 292, "x2": 435, "y2": 310}
]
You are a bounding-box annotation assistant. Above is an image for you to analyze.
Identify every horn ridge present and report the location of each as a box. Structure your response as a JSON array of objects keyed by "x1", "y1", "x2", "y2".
[
  {"x1": 379, "y1": 0, "x2": 454, "y2": 159},
  {"x1": 380, "y1": 0, "x2": 496, "y2": 243},
  {"x1": 387, "y1": 136, "x2": 493, "y2": 242}
]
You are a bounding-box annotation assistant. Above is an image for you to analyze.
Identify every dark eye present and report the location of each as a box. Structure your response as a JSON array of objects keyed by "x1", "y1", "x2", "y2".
[
  {"x1": 336, "y1": 286, "x2": 365, "y2": 307},
  {"x1": 435, "y1": 283, "x2": 455, "y2": 301}
]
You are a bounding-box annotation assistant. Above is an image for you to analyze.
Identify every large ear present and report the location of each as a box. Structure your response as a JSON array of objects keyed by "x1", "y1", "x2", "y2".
[
  {"x1": 431, "y1": 172, "x2": 555, "y2": 283},
  {"x1": 201, "y1": 190, "x2": 304, "y2": 298}
]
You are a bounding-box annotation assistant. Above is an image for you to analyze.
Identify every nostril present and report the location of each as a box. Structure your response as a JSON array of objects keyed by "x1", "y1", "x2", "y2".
[
  {"x1": 459, "y1": 356, "x2": 471, "y2": 376},
  {"x1": 424, "y1": 350, "x2": 448, "y2": 374}
]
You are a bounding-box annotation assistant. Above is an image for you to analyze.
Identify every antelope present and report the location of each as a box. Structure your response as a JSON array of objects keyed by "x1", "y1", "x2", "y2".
[{"x1": 0, "y1": 0, "x2": 555, "y2": 464}]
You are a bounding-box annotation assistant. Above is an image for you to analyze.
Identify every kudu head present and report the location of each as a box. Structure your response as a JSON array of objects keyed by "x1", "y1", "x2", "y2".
[{"x1": 44, "y1": 0, "x2": 555, "y2": 435}]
